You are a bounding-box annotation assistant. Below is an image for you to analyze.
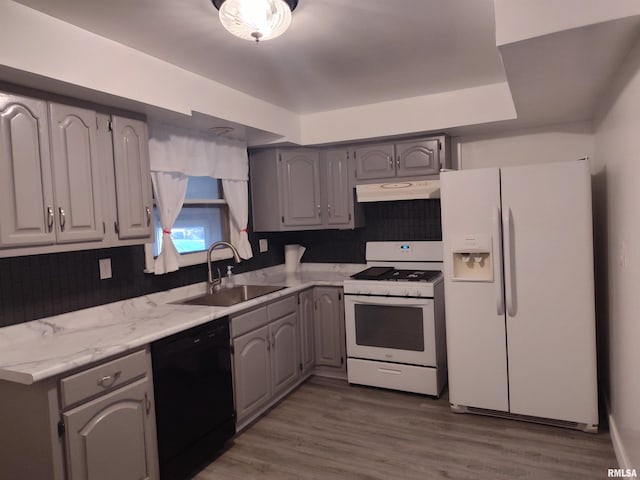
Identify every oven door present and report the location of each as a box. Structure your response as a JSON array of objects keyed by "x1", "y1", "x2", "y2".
[{"x1": 344, "y1": 294, "x2": 436, "y2": 366}]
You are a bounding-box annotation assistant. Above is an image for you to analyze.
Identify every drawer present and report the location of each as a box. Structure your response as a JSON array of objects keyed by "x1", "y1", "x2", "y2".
[
  {"x1": 347, "y1": 358, "x2": 439, "y2": 396},
  {"x1": 60, "y1": 349, "x2": 147, "y2": 408},
  {"x1": 232, "y1": 306, "x2": 268, "y2": 338},
  {"x1": 267, "y1": 295, "x2": 297, "y2": 321}
]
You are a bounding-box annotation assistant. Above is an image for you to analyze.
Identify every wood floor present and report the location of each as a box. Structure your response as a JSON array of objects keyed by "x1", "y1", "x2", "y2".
[{"x1": 196, "y1": 376, "x2": 617, "y2": 480}]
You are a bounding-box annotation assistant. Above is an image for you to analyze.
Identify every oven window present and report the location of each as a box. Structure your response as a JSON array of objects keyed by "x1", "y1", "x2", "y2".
[{"x1": 354, "y1": 304, "x2": 424, "y2": 351}]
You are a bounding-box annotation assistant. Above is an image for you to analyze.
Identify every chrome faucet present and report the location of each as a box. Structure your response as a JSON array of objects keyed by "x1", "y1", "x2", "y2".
[{"x1": 207, "y1": 241, "x2": 241, "y2": 293}]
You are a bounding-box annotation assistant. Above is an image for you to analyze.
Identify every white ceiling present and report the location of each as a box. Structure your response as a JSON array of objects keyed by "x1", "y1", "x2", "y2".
[
  {"x1": 6, "y1": 0, "x2": 640, "y2": 144},
  {"x1": 14, "y1": 0, "x2": 506, "y2": 115}
]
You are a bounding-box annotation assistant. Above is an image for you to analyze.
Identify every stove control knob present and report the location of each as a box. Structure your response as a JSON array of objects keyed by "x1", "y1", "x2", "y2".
[
  {"x1": 416, "y1": 290, "x2": 423, "y2": 297},
  {"x1": 403, "y1": 290, "x2": 411, "y2": 297}
]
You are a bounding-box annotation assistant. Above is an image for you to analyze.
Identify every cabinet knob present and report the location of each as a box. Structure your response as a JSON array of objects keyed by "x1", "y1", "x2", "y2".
[
  {"x1": 47, "y1": 206, "x2": 54, "y2": 232},
  {"x1": 145, "y1": 206, "x2": 151, "y2": 227},
  {"x1": 58, "y1": 207, "x2": 66, "y2": 231},
  {"x1": 97, "y1": 370, "x2": 121, "y2": 388}
]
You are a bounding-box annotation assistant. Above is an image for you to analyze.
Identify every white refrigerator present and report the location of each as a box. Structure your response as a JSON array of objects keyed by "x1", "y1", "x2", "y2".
[{"x1": 440, "y1": 160, "x2": 598, "y2": 431}]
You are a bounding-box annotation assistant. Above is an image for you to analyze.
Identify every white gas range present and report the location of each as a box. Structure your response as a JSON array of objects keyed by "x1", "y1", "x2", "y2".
[{"x1": 343, "y1": 241, "x2": 447, "y2": 397}]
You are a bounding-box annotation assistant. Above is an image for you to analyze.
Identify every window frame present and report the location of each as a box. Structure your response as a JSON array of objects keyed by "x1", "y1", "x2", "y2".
[{"x1": 144, "y1": 182, "x2": 233, "y2": 273}]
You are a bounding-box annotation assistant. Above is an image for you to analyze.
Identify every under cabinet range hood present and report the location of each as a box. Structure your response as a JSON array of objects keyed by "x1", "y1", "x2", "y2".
[{"x1": 356, "y1": 180, "x2": 440, "y2": 202}]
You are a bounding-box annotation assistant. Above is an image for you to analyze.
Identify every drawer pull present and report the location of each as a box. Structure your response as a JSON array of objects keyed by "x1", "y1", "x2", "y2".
[
  {"x1": 378, "y1": 368, "x2": 402, "y2": 375},
  {"x1": 97, "y1": 371, "x2": 122, "y2": 388}
]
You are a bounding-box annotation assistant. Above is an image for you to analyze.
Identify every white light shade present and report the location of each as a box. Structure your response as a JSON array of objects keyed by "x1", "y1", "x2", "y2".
[{"x1": 219, "y1": 0, "x2": 293, "y2": 42}]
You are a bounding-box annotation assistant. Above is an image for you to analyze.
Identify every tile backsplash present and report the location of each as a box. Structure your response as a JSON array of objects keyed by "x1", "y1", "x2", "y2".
[{"x1": 0, "y1": 199, "x2": 440, "y2": 327}]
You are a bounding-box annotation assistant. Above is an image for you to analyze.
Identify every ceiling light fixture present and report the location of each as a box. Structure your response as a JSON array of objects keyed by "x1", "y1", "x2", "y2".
[{"x1": 211, "y1": 0, "x2": 298, "y2": 43}]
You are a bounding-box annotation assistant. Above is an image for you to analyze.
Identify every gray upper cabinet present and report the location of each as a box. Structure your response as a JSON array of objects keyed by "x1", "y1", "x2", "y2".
[
  {"x1": 323, "y1": 149, "x2": 353, "y2": 227},
  {"x1": 279, "y1": 149, "x2": 322, "y2": 227},
  {"x1": 111, "y1": 116, "x2": 153, "y2": 240},
  {"x1": 354, "y1": 136, "x2": 450, "y2": 181},
  {"x1": 0, "y1": 94, "x2": 55, "y2": 247},
  {"x1": 0, "y1": 90, "x2": 154, "y2": 256},
  {"x1": 353, "y1": 143, "x2": 395, "y2": 180},
  {"x1": 250, "y1": 148, "x2": 362, "y2": 232},
  {"x1": 48, "y1": 103, "x2": 104, "y2": 244}
]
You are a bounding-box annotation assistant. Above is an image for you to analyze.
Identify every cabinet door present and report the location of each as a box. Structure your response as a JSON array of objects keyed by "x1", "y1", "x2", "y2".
[
  {"x1": 0, "y1": 94, "x2": 55, "y2": 247},
  {"x1": 314, "y1": 287, "x2": 345, "y2": 368},
  {"x1": 298, "y1": 289, "x2": 315, "y2": 375},
  {"x1": 48, "y1": 103, "x2": 103, "y2": 243},
  {"x1": 395, "y1": 139, "x2": 440, "y2": 177},
  {"x1": 233, "y1": 325, "x2": 272, "y2": 421},
  {"x1": 270, "y1": 312, "x2": 299, "y2": 397},
  {"x1": 279, "y1": 149, "x2": 322, "y2": 227},
  {"x1": 63, "y1": 378, "x2": 158, "y2": 480},
  {"x1": 324, "y1": 149, "x2": 352, "y2": 226},
  {"x1": 353, "y1": 144, "x2": 394, "y2": 180},
  {"x1": 111, "y1": 116, "x2": 153, "y2": 240}
]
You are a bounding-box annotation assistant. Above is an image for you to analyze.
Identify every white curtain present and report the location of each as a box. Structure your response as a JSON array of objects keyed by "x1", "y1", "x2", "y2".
[
  {"x1": 222, "y1": 179, "x2": 252, "y2": 259},
  {"x1": 150, "y1": 171, "x2": 189, "y2": 274},
  {"x1": 147, "y1": 121, "x2": 253, "y2": 273}
]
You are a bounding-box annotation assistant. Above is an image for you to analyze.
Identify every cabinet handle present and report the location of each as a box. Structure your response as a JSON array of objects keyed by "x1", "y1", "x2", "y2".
[
  {"x1": 271, "y1": 333, "x2": 275, "y2": 349},
  {"x1": 316, "y1": 204, "x2": 321, "y2": 216},
  {"x1": 396, "y1": 156, "x2": 400, "y2": 168},
  {"x1": 145, "y1": 206, "x2": 151, "y2": 227},
  {"x1": 97, "y1": 371, "x2": 121, "y2": 388},
  {"x1": 114, "y1": 221, "x2": 119, "y2": 234},
  {"x1": 387, "y1": 156, "x2": 392, "y2": 168},
  {"x1": 144, "y1": 392, "x2": 152, "y2": 416},
  {"x1": 47, "y1": 206, "x2": 54, "y2": 232},
  {"x1": 58, "y1": 207, "x2": 66, "y2": 231},
  {"x1": 327, "y1": 204, "x2": 331, "y2": 217},
  {"x1": 266, "y1": 338, "x2": 271, "y2": 352}
]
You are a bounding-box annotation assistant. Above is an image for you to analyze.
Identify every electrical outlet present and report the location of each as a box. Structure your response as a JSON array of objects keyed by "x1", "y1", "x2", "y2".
[
  {"x1": 99, "y1": 258, "x2": 112, "y2": 279},
  {"x1": 259, "y1": 239, "x2": 268, "y2": 253}
]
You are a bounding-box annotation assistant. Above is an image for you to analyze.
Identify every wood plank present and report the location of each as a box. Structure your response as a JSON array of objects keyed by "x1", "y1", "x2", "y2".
[{"x1": 196, "y1": 377, "x2": 617, "y2": 479}]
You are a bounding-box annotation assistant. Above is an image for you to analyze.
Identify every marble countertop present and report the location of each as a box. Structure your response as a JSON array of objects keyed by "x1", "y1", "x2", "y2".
[{"x1": 0, "y1": 263, "x2": 362, "y2": 385}]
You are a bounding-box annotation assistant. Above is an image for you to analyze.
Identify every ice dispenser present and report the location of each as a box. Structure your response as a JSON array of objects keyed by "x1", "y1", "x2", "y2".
[{"x1": 451, "y1": 234, "x2": 494, "y2": 282}]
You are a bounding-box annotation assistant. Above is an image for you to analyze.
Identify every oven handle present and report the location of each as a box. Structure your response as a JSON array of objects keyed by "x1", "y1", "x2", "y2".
[{"x1": 345, "y1": 296, "x2": 431, "y2": 307}]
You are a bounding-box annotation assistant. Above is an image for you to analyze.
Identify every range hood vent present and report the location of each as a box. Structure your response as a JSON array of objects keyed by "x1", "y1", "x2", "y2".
[{"x1": 356, "y1": 180, "x2": 440, "y2": 202}]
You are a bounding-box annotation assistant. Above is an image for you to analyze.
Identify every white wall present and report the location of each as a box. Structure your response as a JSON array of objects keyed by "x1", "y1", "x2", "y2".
[
  {"x1": 456, "y1": 121, "x2": 595, "y2": 170},
  {"x1": 592, "y1": 33, "x2": 640, "y2": 470}
]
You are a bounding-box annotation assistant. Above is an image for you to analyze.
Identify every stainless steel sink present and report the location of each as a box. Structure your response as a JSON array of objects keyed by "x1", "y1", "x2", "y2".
[{"x1": 176, "y1": 285, "x2": 286, "y2": 307}]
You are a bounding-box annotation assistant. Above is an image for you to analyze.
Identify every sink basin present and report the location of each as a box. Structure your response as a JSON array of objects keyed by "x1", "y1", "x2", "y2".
[{"x1": 176, "y1": 285, "x2": 286, "y2": 307}]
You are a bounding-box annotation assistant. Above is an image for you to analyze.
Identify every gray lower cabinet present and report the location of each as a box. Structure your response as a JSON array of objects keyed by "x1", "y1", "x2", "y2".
[
  {"x1": 314, "y1": 287, "x2": 346, "y2": 370},
  {"x1": 298, "y1": 289, "x2": 315, "y2": 376},
  {"x1": 64, "y1": 378, "x2": 156, "y2": 480},
  {"x1": 232, "y1": 295, "x2": 300, "y2": 429},
  {"x1": 233, "y1": 324, "x2": 272, "y2": 421},
  {"x1": 0, "y1": 348, "x2": 159, "y2": 480}
]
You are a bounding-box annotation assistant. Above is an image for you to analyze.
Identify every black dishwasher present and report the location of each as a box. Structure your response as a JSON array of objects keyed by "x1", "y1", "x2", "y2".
[{"x1": 151, "y1": 317, "x2": 235, "y2": 480}]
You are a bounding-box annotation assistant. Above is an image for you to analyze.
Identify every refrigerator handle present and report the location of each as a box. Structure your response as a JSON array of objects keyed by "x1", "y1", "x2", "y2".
[
  {"x1": 503, "y1": 207, "x2": 516, "y2": 317},
  {"x1": 493, "y1": 206, "x2": 505, "y2": 315}
]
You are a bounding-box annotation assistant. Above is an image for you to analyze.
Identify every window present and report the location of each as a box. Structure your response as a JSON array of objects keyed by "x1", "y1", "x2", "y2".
[{"x1": 144, "y1": 176, "x2": 231, "y2": 272}]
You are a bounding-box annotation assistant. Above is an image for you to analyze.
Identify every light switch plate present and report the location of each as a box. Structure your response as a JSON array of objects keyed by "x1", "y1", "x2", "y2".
[
  {"x1": 259, "y1": 239, "x2": 268, "y2": 253},
  {"x1": 99, "y1": 258, "x2": 112, "y2": 280}
]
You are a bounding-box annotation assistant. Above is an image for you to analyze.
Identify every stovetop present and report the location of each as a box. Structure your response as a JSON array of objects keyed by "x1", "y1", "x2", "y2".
[{"x1": 350, "y1": 267, "x2": 441, "y2": 283}]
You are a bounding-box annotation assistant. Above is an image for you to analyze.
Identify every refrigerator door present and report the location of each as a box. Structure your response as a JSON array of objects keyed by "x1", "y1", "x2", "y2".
[
  {"x1": 501, "y1": 161, "x2": 598, "y2": 425},
  {"x1": 441, "y1": 168, "x2": 509, "y2": 412}
]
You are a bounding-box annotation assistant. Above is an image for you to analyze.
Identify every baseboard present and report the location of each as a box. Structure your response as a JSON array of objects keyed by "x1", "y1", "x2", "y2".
[{"x1": 609, "y1": 412, "x2": 633, "y2": 469}]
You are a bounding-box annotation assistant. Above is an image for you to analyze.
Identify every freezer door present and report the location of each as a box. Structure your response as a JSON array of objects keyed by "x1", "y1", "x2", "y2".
[
  {"x1": 501, "y1": 161, "x2": 598, "y2": 425},
  {"x1": 441, "y1": 168, "x2": 509, "y2": 412}
]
